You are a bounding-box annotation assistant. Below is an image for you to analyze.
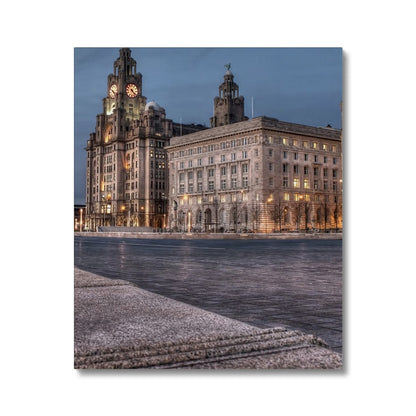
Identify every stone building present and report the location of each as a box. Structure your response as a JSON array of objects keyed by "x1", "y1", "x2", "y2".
[
  {"x1": 84, "y1": 49, "x2": 342, "y2": 233},
  {"x1": 85, "y1": 48, "x2": 173, "y2": 230},
  {"x1": 166, "y1": 68, "x2": 342, "y2": 232}
]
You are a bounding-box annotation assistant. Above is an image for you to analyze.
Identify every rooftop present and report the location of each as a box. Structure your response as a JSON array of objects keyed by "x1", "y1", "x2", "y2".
[{"x1": 167, "y1": 116, "x2": 341, "y2": 148}]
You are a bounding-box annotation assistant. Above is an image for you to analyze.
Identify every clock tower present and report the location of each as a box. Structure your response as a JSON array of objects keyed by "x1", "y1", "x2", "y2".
[{"x1": 85, "y1": 48, "x2": 173, "y2": 231}]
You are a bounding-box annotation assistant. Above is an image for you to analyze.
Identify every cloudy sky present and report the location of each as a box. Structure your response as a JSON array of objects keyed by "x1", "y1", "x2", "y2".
[{"x1": 74, "y1": 47, "x2": 342, "y2": 204}]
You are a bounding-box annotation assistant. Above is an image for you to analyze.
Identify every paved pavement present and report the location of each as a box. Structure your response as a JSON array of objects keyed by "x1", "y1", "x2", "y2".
[{"x1": 74, "y1": 267, "x2": 342, "y2": 369}]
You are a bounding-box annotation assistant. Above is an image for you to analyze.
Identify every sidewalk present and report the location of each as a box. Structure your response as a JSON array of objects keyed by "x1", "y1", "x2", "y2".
[{"x1": 74, "y1": 268, "x2": 342, "y2": 369}]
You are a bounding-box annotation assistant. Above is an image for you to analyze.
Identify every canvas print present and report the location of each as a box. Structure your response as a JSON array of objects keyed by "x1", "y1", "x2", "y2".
[{"x1": 74, "y1": 47, "x2": 343, "y2": 369}]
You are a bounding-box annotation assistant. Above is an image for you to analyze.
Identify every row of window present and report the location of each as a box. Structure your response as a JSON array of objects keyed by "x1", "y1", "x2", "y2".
[
  {"x1": 283, "y1": 152, "x2": 337, "y2": 164},
  {"x1": 174, "y1": 136, "x2": 338, "y2": 158}
]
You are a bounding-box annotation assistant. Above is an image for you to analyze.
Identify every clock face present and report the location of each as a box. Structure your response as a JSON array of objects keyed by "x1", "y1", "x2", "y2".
[
  {"x1": 109, "y1": 84, "x2": 118, "y2": 98},
  {"x1": 126, "y1": 83, "x2": 139, "y2": 98}
]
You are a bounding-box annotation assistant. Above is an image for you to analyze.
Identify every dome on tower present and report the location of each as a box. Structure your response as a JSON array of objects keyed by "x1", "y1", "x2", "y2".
[{"x1": 145, "y1": 101, "x2": 162, "y2": 111}]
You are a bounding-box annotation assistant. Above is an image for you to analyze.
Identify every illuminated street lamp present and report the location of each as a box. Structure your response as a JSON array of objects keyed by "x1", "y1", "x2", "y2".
[
  {"x1": 266, "y1": 196, "x2": 273, "y2": 233},
  {"x1": 80, "y1": 208, "x2": 83, "y2": 232}
]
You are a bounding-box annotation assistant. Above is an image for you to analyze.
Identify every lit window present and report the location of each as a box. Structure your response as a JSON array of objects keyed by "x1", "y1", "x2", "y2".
[
  {"x1": 313, "y1": 142, "x2": 318, "y2": 149},
  {"x1": 294, "y1": 194, "x2": 300, "y2": 201},
  {"x1": 304, "y1": 179, "x2": 310, "y2": 189},
  {"x1": 323, "y1": 144, "x2": 328, "y2": 151},
  {"x1": 294, "y1": 178, "x2": 300, "y2": 188},
  {"x1": 283, "y1": 138, "x2": 289, "y2": 145},
  {"x1": 284, "y1": 193, "x2": 290, "y2": 201}
]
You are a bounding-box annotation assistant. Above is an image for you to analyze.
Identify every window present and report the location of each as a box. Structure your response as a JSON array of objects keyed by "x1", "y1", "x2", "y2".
[
  {"x1": 304, "y1": 166, "x2": 309, "y2": 174},
  {"x1": 208, "y1": 144, "x2": 214, "y2": 152},
  {"x1": 323, "y1": 144, "x2": 328, "y2": 151},
  {"x1": 231, "y1": 153, "x2": 236, "y2": 161},
  {"x1": 208, "y1": 180, "x2": 215, "y2": 191},
  {"x1": 180, "y1": 161, "x2": 184, "y2": 169},
  {"x1": 314, "y1": 180, "x2": 318, "y2": 190},
  {"x1": 231, "y1": 178, "x2": 237, "y2": 189},
  {"x1": 294, "y1": 178, "x2": 300, "y2": 188},
  {"x1": 269, "y1": 162, "x2": 273, "y2": 171},
  {"x1": 221, "y1": 166, "x2": 226, "y2": 176},
  {"x1": 333, "y1": 157, "x2": 337, "y2": 165},
  {"x1": 221, "y1": 154, "x2": 225, "y2": 162},
  {"x1": 255, "y1": 149, "x2": 259, "y2": 156},
  {"x1": 231, "y1": 165, "x2": 237, "y2": 174},
  {"x1": 293, "y1": 139, "x2": 298, "y2": 147},
  {"x1": 255, "y1": 162, "x2": 259, "y2": 171},
  {"x1": 231, "y1": 140, "x2": 236, "y2": 147},
  {"x1": 197, "y1": 158, "x2": 202, "y2": 166},
  {"x1": 283, "y1": 177, "x2": 288, "y2": 188},
  {"x1": 197, "y1": 183, "x2": 202, "y2": 192},
  {"x1": 208, "y1": 156, "x2": 214, "y2": 164},
  {"x1": 269, "y1": 177, "x2": 273, "y2": 186},
  {"x1": 220, "y1": 195, "x2": 226, "y2": 203},
  {"x1": 294, "y1": 152, "x2": 298, "y2": 160},
  {"x1": 294, "y1": 165, "x2": 299, "y2": 174},
  {"x1": 188, "y1": 171, "x2": 193, "y2": 180},
  {"x1": 304, "y1": 154, "x2": 308, "y2": 161},
  {"x1": 332, "y1": 145, "x2": 337, "y2": 152},
  {"x1": 188, "y1": 160, "x2": 193, "y2": 168},
  {"x1": 303, "y1": 141, "x2": 308, "y2": 148},
  {"x1": 323, "y1": 168, "x2": 328, "y2": 177},
  {"x1": 333, "y1": 169, "x2": 337, "y2": 178},
  {"x1": 221, "y1": 179, "x2": 226, "y2": 190},
  {"x1": 283, "y1": 151, "x2": 288, "y2": 159},
  {"x1": 268, "y1": 149, "x2": 273, "y2": 156},
  {"x1": 314, "y1": 155, "x2": 318, "y2": 163},
  {"x1": 283, "y1": 163, "x2": 288, "y2": 173},
  {"x1": 313, "y1": 142, "x2": 318, "y2": 149},
  {"x1": 303, "y1": 179, "x2": 310, "y2": 189},
  {"x1": 242, "y1": 164, "x2": 248, "y2": 173},
  {"x1": 179, "y1": 184, "x2": 184, "y2": 193},
  {"x1": 179, "y1": 173, "x2": 185, "y2": 181},
  {"x1": 242, "y1": 177, "x2": 248, "y2": 188},
  {"x1": 324, "y1": 181, "x2": 328, "y2": 190},
  {"x1": 284, "y1": 193, "x2": 290, "y2": 201},
  {"x1": 333, "y1": 182, "x2": 338, "y2": 192},
  {"x1": 197, "y1": 170, "x2": 203, "y2": 179},
  {"x1": 242, "y1": 151, "x2": 247, "y2": 159},
  {"x1": 324, "y1": 156, "x2": 328, "y2": 163},
  {"x1": 283, "y1": 138, "x2": 289, "y2": 145},
  {"x1": 188, "y1": 183, "x2": 194, "y2": 193},
  {"x1": 208, "y1": 168, "x2": 215, "y2": 177}
]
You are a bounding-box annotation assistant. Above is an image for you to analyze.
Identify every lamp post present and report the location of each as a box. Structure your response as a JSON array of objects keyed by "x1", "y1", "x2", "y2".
[
  {"x1": 266, "y1": 196, "x2": 273, "y2": 233},
  {"x1": 80, "y1": 209, "x2": 83, "y2": 232}
]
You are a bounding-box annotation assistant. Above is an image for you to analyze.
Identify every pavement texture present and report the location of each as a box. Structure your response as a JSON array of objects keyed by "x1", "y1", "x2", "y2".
[{"x1": 74, "y1": 267, "x2": 342, "y2": 369}]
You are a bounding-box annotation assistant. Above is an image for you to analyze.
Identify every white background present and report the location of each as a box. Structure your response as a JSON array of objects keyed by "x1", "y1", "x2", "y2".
[{"x1": 1, "y1": 1, "x2": 415, "y2": 414}]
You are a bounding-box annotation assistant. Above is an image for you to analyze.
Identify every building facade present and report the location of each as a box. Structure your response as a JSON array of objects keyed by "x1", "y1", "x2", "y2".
[
  {"x1": 84, "y1": 50, "x2": 342, "y2": 233},
  {"x1": 85, "y1": 49, "x2": 173, "y2": 230},
  {"x1": 166, "y1": 68, "x2": 342, "y2": 233}
]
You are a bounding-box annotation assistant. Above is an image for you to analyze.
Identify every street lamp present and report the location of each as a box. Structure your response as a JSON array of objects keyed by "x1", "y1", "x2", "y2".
[
  {"x1": 80, "y1": 209, "x2": 83, "y2": 232},
  {"x1": 266, "y1": 196, "x2": 273, "y2": 233}
]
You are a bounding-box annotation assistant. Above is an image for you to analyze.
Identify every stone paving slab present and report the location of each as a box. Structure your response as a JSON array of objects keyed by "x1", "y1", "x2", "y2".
[{"x1": 74, "y1": 267, "x2": 342, "y2": 369}]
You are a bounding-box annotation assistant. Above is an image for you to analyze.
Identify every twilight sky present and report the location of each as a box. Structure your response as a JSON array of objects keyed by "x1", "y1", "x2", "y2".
[{"x1": 74, "y1": 47, "x2": 342, "y2": 204}]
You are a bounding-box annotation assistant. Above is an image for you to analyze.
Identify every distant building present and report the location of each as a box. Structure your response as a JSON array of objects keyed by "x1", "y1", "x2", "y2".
[
  {"x1": 74, "y1": 204, "x2": 86, "y2": 231},
  {"x1": 167, "y1": 115, "x2": 342, "y2": 233},
  {"x1": 85, "y1": 49, "x2": 174, "y2": 231},
  {"x1": 84, "y1": 49, "x2": 342, "y2": 233}
]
